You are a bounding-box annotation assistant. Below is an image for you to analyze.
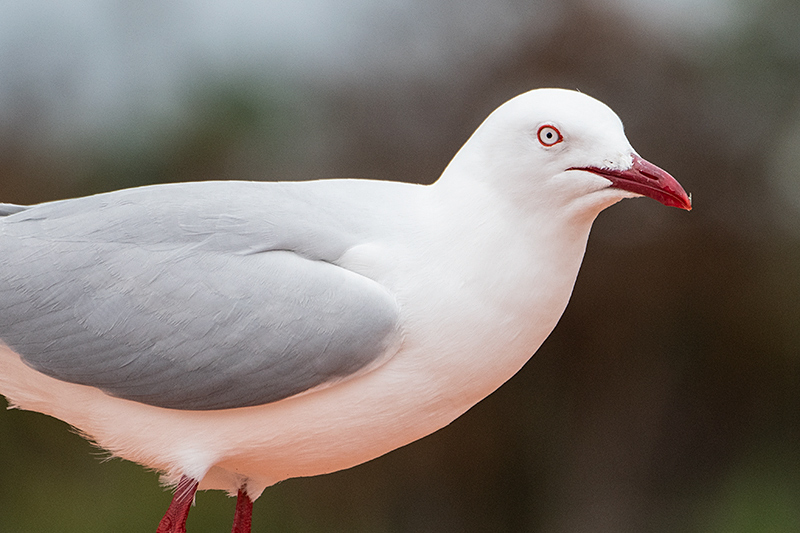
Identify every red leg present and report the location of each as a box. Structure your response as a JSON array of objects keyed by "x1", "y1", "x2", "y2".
[
  {"x1": 231, "y1": 487, "x2": 253, "y2": 533},
  {"x1": 156, "y1": 476, "x2": 198, "y2": 533}
]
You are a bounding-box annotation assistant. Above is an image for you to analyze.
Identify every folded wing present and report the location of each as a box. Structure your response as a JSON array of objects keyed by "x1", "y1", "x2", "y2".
[{"x1": 0, "y1": 182, "x2": 402, "y2": 410}]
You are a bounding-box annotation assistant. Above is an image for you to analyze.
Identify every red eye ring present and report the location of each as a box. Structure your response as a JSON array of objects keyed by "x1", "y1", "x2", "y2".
[{"x1": 537, "y1": 125, "x2": 563, "y2": 147}]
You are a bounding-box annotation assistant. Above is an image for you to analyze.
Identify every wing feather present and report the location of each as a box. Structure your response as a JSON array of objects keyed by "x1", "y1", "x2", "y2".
[{"x1": 0, "y1": 182, "x2": 402, "y2": 410}]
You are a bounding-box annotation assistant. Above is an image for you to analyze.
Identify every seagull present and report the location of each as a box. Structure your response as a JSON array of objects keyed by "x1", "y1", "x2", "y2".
[{"x1": 0, "y1": 88, "x2": 690, "y2": 532}]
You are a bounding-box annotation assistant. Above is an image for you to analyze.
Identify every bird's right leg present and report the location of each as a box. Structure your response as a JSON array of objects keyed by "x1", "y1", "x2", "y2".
[
  {"x1": 231, "y1": 486, "x2": 253, "y2": 533},
  {"x1": 156, "y1": 476, "x2": 199, "y2": 533}
]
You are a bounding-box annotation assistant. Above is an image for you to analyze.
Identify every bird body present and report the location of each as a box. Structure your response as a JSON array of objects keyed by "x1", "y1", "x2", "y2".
[
  {"x1": 0, "y1": 174, "x2": 591, "y2": 495},
  {"x1": 0, "y1": 89, "x2": 690, "y2": 530}
]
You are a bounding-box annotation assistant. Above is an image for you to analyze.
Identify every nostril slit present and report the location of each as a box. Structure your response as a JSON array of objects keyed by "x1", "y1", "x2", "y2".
[{"x1": 641, "y1": 169, "x2": 660, "y2": 181}]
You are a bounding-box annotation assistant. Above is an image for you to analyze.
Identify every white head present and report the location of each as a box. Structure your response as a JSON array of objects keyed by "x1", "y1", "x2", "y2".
[{"x1": 439, "y1": 88, "x2": 691, "y2": 219}]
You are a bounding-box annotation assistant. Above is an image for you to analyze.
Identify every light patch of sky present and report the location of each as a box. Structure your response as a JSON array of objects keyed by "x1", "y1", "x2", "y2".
[
  {"x1": 0, "y1": 0, "x2": 742, "y2": 144},
  {"x1": 609, "y1": 0, "x2": 743, "y2": 37}
]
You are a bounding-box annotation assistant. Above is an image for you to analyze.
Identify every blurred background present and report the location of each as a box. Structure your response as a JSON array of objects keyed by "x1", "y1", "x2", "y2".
[{"x1": 0, "y1": 0, "x2": 798, "y2": 531}]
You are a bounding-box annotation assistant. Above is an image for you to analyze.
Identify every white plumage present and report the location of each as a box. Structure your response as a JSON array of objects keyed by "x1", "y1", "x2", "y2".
[{"x1": 0, "y1": 88, "x2": 690, "y2": 532}]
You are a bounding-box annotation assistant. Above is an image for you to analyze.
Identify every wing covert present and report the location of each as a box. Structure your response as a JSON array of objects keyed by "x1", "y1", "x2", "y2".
[{"x1": 0, "y1": 182, "x2": 403, "y2": 410}]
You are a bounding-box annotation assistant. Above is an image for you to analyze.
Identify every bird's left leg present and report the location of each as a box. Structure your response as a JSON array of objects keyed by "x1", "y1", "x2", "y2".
[
  {"x1": 231, "y1": 486, "x2": 253, "y2": 533},
  {"x1": 156, "y1": 476, "x2": 198, "y2": 533}
]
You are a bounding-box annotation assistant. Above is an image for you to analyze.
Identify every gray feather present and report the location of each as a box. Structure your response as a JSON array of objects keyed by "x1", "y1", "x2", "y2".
[
  {"x1": 0, "y1": 181, "x2": 402, "y2": 410},
  {"x1": 0, "y1": 203, "x2": 27, "y2": 216}
]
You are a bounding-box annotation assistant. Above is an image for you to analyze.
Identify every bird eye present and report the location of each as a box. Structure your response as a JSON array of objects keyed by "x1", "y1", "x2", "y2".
[{"x1": 537, "y1": 125, "x2": 563, "y2": 147}]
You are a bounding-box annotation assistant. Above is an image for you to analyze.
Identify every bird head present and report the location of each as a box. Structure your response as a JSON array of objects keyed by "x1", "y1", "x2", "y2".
[{"x1": 441, "y1": 88, "x2": 691, "y2": 217}]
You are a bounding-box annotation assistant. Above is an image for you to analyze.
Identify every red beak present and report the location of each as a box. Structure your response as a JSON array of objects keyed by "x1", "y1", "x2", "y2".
[{"x1": 572, "y1": 155, "x2": 692, "y2": 210}]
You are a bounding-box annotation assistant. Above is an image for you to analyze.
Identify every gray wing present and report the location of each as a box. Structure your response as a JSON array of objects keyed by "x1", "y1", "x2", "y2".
[
  {"x1": 0, "y1": 203, "x2": 27, "y2": 216},
  {"x1": 0, "y1": 181, "x2": 402, "y2": 410}
]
